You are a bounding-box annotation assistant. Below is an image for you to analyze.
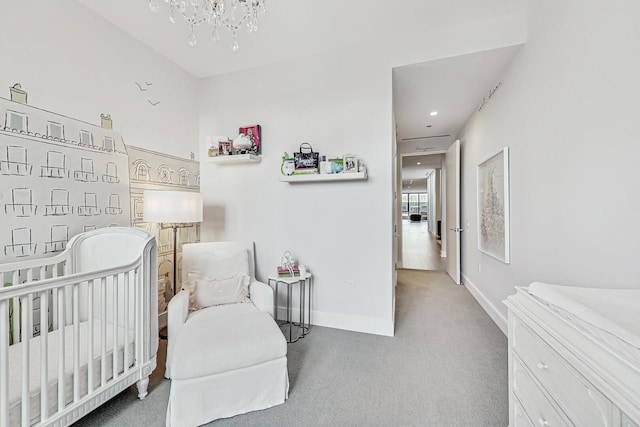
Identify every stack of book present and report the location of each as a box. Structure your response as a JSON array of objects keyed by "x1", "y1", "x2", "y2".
[
  {"x1": 293, "y1": 168, "x2": 318, "y2": 175},
  {"x1": 277, "y1": 266, "x2": 300, "y2": 277}
]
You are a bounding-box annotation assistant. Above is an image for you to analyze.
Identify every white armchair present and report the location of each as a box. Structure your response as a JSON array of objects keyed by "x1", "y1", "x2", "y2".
[{"x1": 165, "y1": 241, "x2": 288, "y2": 427}]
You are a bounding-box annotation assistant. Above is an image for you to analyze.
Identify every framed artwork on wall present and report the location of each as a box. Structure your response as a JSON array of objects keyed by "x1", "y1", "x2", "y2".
[
  {"x1": 239, "y1": 124, "x2": 261, "y2": 155},
  {"x1": 477, "y1": 147, "x2": 510, "y2": 263}
]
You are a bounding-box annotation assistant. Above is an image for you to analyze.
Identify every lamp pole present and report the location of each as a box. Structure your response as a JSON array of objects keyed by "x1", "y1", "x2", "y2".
[{"x1": 172, "y1": 224, "x2": 178, "y2": 296}]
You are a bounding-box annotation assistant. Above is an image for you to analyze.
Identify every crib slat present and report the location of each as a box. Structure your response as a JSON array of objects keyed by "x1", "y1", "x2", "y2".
[
  {"x1": 21, "y1": 293, "x2": 33, "y2": 427},
  {"x1": 12, "y1": 271, "x2": 19, "y2": 345},
  {"x1": 88, "y1": 280, "x2": 95, "y2": 394},
  {"x1": 101, "y1": 277, "x2": 107, "y2": 387},
  {"x1": 123, "y1": 271, "x2": 130, "y2": 373},
  {"x1": 0, "y1": 300, "x2": 9, "y2": 427},
  {"x1": 134, "y1": 267, "x2": 140, "y2": 371},
  {"x1": 57, "y1": 287, "x2": 65, "y2": 413},
  {"x1": 40, "y1": 290, "x2": 49, "y2": 422},
  {"x1": 112, "y1": 274, "x2": 119, "y2": 380},
  {"x1": 73, "y1": 283, "x2": 80, "y2": 403}
]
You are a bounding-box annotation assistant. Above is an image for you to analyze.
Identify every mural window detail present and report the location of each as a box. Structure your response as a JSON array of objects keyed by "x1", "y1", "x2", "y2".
[
  {"x1": 44, "y1": 225, "x2": 69, "y2": 253},
  {"x1": 1, "y1": 145, "x2": 32, "y2": 176},
  {"x1": 157, "y1": 164, "x2": 172, "y2": 183},
  {"x1": 45, "y1": 189, "x2": 71, "y2": 216},
  {"x1": 40, "y1": 151, "x2": 67, "y2": 178},
  {"x1": 4, "y1": 227, "x2": 36, "y2": 257},
  {"x1": 103, "y1": 136, "x2": 115, "y2": 152},
  {"x1": 74, "y1": 157, "x2": 98, "y2": 182},
  {"x1": 5, "y1": 188, "x2": 36, "y2": 217},
  {"x1": 105, "y1": 194, "x2": 122, "y2": 215},
  {"x1": 79, "y1": 130, "x2": 93, "y2": 147},
  {"x1": 5, "y1": 111, "x2": 28, "y2": 133},
  {"x1": 102, "y1": 162, "x2": 120, "y2": 183},
  {"x1": 77, "y1": 192, "x2": 101, "y2": 216},
  {"x1": 178, "y1": 168, "x2": 190, "y2": 186},
  {"x1": 133, "y1": 196, "x2": 144, "y2": 222},
  {"x1": 133, "y1": 160, "x2": 151, "y2": 181},
  {"x1": 47, "y1": 121, "x2": 64, "y2": 141}
]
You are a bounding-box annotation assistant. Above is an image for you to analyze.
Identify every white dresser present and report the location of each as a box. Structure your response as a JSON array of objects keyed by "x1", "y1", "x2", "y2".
[{"x1": 505, "y1": 287, "x2": 640, "y2": 427}]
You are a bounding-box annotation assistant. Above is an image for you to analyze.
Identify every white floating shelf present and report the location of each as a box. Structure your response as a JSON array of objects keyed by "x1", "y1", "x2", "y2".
[
  {"x1": 206, "y1": 154, "x2": 261, "y2": 164},
  {"x1": 279, "y1": 171, "x2": 368, "y2": 183}
]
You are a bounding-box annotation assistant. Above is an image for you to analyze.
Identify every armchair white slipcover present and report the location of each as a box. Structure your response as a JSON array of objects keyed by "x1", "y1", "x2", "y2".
[{"x1": 165, "y1": 241, "x2": 289, "y2": 427}]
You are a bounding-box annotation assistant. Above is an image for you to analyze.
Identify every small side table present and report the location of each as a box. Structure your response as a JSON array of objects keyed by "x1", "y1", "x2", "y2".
[{"x1": 268, "y1": 273, "x2": 312, "y2": 343}]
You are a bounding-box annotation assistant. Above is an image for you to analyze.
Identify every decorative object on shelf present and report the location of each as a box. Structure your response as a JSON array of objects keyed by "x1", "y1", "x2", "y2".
[
  {"x1": 324, "y1": 157, "x2": 344, "y2": 174},
  {"x1": 238, "y1": 124, "x2": 261, "y2": 155},
  {"x1": 144, "y1": 190, "x2": 204, "y2": 297},
  {"x1": 281, "y1": 152, "x2": 295, "y2": 176},
  {"x1": 280, "y1": 250, "x2": 297, "y2": 276},
  {"x1": 343, "y1": 153, "x2": 358, "y2": 173},
  {"x1": 232, "y1": 133, "x2": 253, "y2": 153},
  {"x1": 477, "y1": 147, "x2": 510, "y2": 263},
  {"x1": 148, "y1": 0, "x2": 267, "y2": 51},
  {"x1": 207, "y1": 136, "x2": 225, "y2": 157},
  {"x1": 293, "y1": 143, "x2": 319, "y2": 174}
]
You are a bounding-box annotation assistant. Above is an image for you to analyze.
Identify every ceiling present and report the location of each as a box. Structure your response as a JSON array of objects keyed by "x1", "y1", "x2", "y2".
[
  {"x1": 73, "y1": 1, "x2": 523, "y2": 193},
  {"x1": 394, "y1": 46, "x2": 521, "y2": 191}
]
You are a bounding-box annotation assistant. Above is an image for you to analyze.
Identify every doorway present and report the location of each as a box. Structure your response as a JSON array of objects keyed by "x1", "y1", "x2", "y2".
[{"x1": 399, "y1": 153, "x2": 445, "y2": 271}]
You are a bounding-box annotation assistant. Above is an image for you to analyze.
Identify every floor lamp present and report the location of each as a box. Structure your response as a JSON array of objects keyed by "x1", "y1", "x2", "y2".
[{"x1": 143, "y1": 190, "x2": 203, "y2": 297}]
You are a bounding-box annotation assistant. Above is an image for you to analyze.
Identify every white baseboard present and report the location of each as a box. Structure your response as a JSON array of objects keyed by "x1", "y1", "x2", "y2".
[
  {"x1": 462, "y1": 274, "x2": 507, "y2": 335},
  {"x1": 276, "y1": 307, "x2": 394, "y2": 337}
]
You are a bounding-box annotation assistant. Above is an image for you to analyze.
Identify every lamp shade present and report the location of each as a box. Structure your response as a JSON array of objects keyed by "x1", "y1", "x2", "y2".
[{"x1": 143, "y1": 190, "x2": 203, "y2": 224}]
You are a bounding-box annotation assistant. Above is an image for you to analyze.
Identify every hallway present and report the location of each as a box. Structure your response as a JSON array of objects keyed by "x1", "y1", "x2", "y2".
[{"x1": 401, "y1": 219, "x2": 445, "y2": 270}]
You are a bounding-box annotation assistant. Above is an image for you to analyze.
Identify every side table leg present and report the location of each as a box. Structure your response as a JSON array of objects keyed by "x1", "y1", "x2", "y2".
[
  {"x1": 301, "y1": 278, "x2": 306, "y2": 335},
  {"x1": 287, "y1": 281, "x2": 292, "y2": 343}
]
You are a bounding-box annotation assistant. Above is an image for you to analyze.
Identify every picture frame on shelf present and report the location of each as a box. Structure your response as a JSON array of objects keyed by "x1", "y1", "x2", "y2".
[
  {"x1": 343, "y1": 154, "x2": 358, "y2": 173},
  {"x1": 477, "y1": 147, "x2": 510, "y2": 263},
  {"x1": 239, "y1": 124, "x2": 261, "y2": 155},
  {"x1": 218, "y1": 139, "x2": 232, "y2": 156}
]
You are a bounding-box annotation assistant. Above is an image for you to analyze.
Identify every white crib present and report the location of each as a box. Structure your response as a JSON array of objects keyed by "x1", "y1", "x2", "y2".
[{"x1": 0, "y1": 227, "x2": 158, "y2": 426}]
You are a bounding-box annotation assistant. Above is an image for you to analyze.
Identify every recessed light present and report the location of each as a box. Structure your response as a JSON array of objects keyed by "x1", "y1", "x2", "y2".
[
  {"x1": 430, "y1": 111, "x2": 438, "y2": 116},
  {"x1": 416, "y1": 162, "x2": 421, "y2": 165}
]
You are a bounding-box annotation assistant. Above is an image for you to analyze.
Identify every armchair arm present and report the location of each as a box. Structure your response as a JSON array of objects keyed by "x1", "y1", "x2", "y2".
[
  {"x1": 165, "y1": 289, "x2": 189, "y2": 379},
  {"x1": 250, "y1": 280, "x2": 275, "y2": 318}
]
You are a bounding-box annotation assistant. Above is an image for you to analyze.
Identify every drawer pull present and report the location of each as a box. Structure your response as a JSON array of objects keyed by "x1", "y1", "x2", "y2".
[
  {"x1": 538, "y1": 418, "x2": 550, "y2": 426},
  {"x1": 536, "y1": 362, "x2": 548, "y2": 370}
]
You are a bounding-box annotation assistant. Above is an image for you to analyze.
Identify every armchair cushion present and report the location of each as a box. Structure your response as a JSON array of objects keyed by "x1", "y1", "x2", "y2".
[
  {"x1": 192, "y1": 274, "x2": 250, "y2": 309},
  {"x1": 186, "y1": 247, "x2": 249, "y2": 282},
  {"x1": 171, "y1": 310, "x2": 287, "y2": 380}
]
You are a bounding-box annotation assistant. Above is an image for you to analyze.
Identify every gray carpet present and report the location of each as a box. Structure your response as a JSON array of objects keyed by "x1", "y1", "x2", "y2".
[{"x1": 74, "y1": 270, "x2": 508, "y2": 426}]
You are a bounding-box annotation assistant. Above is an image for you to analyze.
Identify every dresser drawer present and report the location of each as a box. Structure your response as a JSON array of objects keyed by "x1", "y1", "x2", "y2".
[
  {"x1": 622, "y1": 413, "x2": 639, "y2": 427},
  {"x1": 513, "y1": 317, "x2": 612, "y2": 426},
  {"x1": 513, "y1": 356, "x2": 570, "y2": 427},
  {"x1": 514, "y1": 397, "x2": 535, "y2": 427}
]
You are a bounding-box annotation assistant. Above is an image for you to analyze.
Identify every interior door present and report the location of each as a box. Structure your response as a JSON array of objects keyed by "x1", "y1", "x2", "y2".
[{"x1": 445, "y1": 140, "x2": 462, "y2": 284}]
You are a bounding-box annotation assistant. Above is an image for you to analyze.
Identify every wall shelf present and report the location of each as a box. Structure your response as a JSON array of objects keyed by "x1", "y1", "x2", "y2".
[
  {"x1": 280, "y1": 171, "x2": 367, "y2": 183},
  {"x1": 206, "y1": 154, "x2": 261, "y2": 164}
]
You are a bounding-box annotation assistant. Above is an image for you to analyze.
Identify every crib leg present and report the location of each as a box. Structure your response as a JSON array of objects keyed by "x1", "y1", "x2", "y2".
[{"x1": 137, "y1": 377, "x2": 150, "y2": 400}]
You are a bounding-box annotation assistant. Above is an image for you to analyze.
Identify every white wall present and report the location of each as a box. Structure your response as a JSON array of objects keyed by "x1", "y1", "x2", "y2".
[
  {"x1": 0, "y1": 1, "x2": 199, "y2": 159},
  {"x1": 199, "y1": 12, "x2": 526, "y2": 335},
  {"x1": 458, "y1": 0, "x2": 640, "y2": 333},
  {"x1": 199, "y1": 53, "x2": 395, "y2": 335}
]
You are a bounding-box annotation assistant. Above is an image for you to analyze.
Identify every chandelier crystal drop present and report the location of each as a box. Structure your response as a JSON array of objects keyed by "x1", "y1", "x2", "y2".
[{"x1": 148, "y1": 0, "x2": 267, "y2": 51}]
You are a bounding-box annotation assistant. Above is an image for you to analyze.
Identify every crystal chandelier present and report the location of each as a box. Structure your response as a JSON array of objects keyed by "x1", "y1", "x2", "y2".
[{"x1": 148, "y1": 0, "x2": 267, "y2": 51}]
